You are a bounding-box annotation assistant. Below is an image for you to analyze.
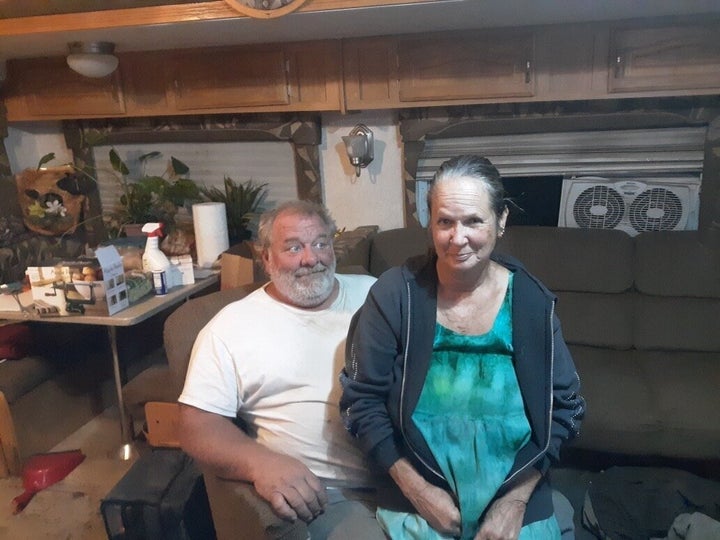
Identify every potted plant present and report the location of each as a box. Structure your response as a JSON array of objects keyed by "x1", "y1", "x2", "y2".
[
  {"x1": 107, "y1": 149, "x2": 201, "y2": 237},
  {"x1": 199, "y1": 176, "x2": 268, "y2": 244}
]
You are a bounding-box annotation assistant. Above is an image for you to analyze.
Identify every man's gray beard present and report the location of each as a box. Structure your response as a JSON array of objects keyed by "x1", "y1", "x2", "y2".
[{"x1": 268, "y1": 260, "x2": 337, "y2": 308}]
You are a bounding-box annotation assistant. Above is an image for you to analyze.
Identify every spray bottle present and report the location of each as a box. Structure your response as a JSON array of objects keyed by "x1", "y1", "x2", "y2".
[{"x1": 141, "y1": 223, "x2": 171, "y2": 295}]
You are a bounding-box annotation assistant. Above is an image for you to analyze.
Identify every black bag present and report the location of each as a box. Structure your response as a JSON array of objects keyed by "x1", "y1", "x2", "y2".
[{"x1": 101, "y1": 449, "x2": 216, "y2": 540}]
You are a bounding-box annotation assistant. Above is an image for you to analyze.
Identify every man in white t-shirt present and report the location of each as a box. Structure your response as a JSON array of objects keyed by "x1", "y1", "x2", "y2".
[{"x1": 178, "y1": 201, "x2": 384, "y2": 539}]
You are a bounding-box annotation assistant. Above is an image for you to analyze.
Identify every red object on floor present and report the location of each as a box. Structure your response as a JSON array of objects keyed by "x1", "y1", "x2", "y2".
[{"x1": 12, "y1": 449, "x2": 86, "y2": 514}]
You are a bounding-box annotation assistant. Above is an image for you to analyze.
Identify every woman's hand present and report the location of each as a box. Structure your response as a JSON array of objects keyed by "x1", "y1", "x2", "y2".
[
  {"x1": 474, "y1": 468, "x2": 542, "y2": 540},
  {"x1": 474, "y1": 497, "x2": 526, "y2": 540},
  {"x1": 389, "y1": 458, "x2": 462, "y2": 537}
]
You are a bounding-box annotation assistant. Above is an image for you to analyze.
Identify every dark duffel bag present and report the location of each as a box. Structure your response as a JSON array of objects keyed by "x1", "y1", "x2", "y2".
[{"x1": 101, "y1": 448, "x2": 216, "y2": 540}]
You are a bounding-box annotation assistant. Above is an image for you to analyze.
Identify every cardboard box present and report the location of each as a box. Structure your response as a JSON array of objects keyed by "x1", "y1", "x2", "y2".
[
  {"x1": 169, "y1": 254, "x2": 195, "y2": 286},
  {"x1": 220, "y1": 241, "x2": 265, "y2": 290},
  {"x1": 26, "y1": 246, "x2": 129, "y2": 316}
]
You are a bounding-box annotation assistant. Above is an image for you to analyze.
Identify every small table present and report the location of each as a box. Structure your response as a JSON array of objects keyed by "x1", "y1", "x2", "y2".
[{"x1": 0, "y1": 275, "x2": 219, "y2": 459}]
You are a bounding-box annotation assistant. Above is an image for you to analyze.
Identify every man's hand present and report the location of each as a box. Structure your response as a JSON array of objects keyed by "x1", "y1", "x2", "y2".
[
  {"x1": 179, "y1": 405, "x2": 327, "y2": 523},
  {"x1": 389, "y1": 458, "x2": 461, "y2": 537},
  {"x1": 251, "y1": 452, "x2": 328, "y2": 523}
]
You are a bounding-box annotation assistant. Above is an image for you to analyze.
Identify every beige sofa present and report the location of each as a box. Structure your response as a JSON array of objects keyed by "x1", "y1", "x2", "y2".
[{"x1": 127, "y1": 225, "x2": 720, "y2": 538}]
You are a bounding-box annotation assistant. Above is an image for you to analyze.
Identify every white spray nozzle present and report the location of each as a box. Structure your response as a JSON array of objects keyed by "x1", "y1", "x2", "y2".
[{"x1": 141, "y1": 223, "x2": 163, "y2": 236}]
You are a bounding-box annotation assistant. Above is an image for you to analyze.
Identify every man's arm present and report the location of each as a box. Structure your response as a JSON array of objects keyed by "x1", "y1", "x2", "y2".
[{"x1": 179, "y1": 404, "x2": 327, "y2": 522}]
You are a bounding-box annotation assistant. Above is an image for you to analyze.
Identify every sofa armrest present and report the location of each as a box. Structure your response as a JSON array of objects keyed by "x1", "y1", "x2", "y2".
[{"x1": 202, "y1": 469, "x2": 309, "y2": 540}]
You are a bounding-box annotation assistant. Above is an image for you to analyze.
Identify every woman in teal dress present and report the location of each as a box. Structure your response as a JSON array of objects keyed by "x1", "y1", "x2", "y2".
[{"x1": 341, "y1": 155, "x2": 585, "y2": 539}]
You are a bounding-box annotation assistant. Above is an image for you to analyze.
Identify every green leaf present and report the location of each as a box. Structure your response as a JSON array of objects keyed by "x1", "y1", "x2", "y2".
[
  {"x1": 37, "y1": 153, "x2": 55, "y2": 169},
  {"x1": 170, "y1": 157, "x2": 190, "y2": 176},
  {"x1": 138, "y1": 151, "x2": 162, "y2": 162},
  {"x1": 109, "y1": 149, "x2": 130, "y2": 175}
]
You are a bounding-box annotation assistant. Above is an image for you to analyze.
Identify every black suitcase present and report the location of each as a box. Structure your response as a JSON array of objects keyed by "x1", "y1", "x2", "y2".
[{"x1": 101, "y1": 448, "x2": 216, "y2": 540}]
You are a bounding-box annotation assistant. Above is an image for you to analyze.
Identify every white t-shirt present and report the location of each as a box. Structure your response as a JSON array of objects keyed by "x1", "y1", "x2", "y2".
[{"x1": 179, "y1": 274, "x2": 377, "y2": 485}]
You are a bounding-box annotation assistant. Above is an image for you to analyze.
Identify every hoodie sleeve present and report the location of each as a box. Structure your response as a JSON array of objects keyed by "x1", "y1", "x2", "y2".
[
  {"x1": 546, "y1": 313, "x2": 585, "y2": 466},
  {"x1": 340, "y1": 269, "x2": 407, "y2": 472}
]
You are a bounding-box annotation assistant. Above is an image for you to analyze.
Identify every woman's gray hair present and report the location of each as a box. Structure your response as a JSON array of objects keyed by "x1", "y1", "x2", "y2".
[
  {"x1": 427, "y1": 155, "x2": 508, "y2": 219},
  {"x1": 257, "y1": 200, "x2": 338, "y2": 249}
]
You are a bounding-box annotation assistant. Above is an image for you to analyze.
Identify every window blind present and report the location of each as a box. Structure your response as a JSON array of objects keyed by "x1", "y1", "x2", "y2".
[{"x1": 416, "y1": 127, "x2": 707, "y2": 182}]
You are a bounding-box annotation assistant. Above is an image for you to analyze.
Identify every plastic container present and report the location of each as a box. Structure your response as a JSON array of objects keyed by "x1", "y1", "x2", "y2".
[{"x1": 141, "y1": 223, "x2": 172, "y2": 295}]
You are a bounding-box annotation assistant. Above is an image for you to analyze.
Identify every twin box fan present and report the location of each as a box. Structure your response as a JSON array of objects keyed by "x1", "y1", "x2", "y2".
[{"x1": 557, "y1": 176, "x2": 701, "y2": 236}]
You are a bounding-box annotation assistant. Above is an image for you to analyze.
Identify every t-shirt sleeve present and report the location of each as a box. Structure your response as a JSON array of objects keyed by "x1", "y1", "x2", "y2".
[{"x1": 178, "y1": 325, "x2": 242, "y2": 418}]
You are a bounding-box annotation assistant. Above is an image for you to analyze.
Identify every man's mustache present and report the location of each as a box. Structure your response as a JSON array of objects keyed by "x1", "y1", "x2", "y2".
[{"x1": 294, "y1": 264, "x2": 328, "y2": 277}]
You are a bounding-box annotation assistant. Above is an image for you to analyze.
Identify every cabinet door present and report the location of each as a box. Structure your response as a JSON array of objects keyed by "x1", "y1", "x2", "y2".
[
  {"x1": 285, "y1": 40, "x2": 342, "y2": 111},
  {"x1": 343, "y1": 37, "x2": 399, "y2": 110},
  {"x1": 5, "y1": 57, "x2": 125, "y2": 120},
  {"x1": 609, "y1": 21, "x2": 720, "y2": 92},
  {"x1": 121, "y1": 51, "x2": 172, "y2": 117},
  {"x1": 398, "y1": 30, "x2": 535, "y2": 102},
  {"x1": 172, "y1": 46, "x2": 289, "y2": 110}
]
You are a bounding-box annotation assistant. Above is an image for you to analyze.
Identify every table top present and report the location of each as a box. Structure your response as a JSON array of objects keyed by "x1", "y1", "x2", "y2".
[{"x1": 0, "y1": 274, "x2": 219, "y2": 327}]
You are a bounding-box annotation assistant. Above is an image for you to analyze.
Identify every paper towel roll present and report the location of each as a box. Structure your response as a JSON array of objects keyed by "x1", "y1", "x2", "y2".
[{"x1": 192, "y1": 202, "x2": 229, "y2": 268}]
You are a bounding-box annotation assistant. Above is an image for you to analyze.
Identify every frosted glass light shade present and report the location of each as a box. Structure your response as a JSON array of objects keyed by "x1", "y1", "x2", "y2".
[
  {"x1": 67, "y1": 41, "x2": 119, "y2": 78},
  {"x1": 342, "y1": 124, "x2": 374, "y2": 177}
]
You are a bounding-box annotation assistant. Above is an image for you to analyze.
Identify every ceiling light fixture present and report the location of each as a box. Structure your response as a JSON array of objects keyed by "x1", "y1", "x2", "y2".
[
  {"x1": 342, "y1": 124, "x2": 374, "y2": 177},
  {"x1": 66, "y1": 41, "x2": 119, "y2": 78}
]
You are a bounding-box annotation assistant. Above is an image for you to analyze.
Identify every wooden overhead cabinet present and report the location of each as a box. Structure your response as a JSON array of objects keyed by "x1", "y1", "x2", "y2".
[
  {"x1": 4, "y1": 56, "x2": 126, "y2": 120},
  {"x1": 284, "y1": 40, "x2": 342, "y2": 111},
  {"x1": 170, "y1": 45, "x2": 290, "y2": 110},
  {"x1": 343, "y1": 29, "x2": 535, "y2": 109},
  {"x1": 608, "y1": 20, "x2": 720, "y2": 93},
  {"x1": 397, "y1": 30, "x2": 535, "y2": 102},
  {"x1": 343, "y1": 37, "x2": 399, "y2": 110}
]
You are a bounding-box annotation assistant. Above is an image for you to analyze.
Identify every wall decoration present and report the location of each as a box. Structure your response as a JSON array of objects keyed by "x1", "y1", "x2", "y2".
[
  {"x1": 223, "y1": 0, "x2": 308, "y2": 19},
  {"x1": 15, "y1": 166, "x2": 87, "y2": 236}
]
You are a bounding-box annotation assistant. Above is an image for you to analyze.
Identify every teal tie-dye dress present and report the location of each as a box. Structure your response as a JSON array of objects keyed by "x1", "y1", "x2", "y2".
[{"x1": 377, "y1": 274, "x2": 560, "y2": 539}]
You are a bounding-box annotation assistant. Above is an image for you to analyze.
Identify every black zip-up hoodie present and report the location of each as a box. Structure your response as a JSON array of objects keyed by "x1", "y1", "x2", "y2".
[{"x1": 340, "y1": 253, "x2": 585, "y2": 527}]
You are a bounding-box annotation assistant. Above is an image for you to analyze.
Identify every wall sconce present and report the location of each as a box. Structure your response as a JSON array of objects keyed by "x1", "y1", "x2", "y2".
[
  {"x1": 66, "y1": 41, "x2": 119, "y2": 78},
  {"x1": 342, "y1": 124, "x2": 374, "y2": 177}
]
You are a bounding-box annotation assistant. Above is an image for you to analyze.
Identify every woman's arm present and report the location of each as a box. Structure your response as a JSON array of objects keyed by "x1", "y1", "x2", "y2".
[
  {"x1": 389, "y1": 458, "x2": 462, "y2": 537},
  {"x1": 475, "y1": 468, "x2": 542, "y2": 540},
  {"x1": 340, "y1": 273, "x2": 407, "y2": 470},
  {"x1": 548, "y1": 315, "x2": 585, "y2": 463}
]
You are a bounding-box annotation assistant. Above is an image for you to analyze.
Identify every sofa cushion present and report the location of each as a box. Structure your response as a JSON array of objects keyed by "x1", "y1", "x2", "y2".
[
  {"x1": 641, "y1": 351, "x2": 720, "y2": 458},
  {"x1": 496, "y1": 227, "x2": 634, "y2": 293},
  {"x1": 556, "y1": 291, "x2": 635, "y2": 350},
  {"x1": 570, "y1": 345, "x2": 657, "y2": 456},
  {"x1": 635, "y1": 295, "x2": 720, "y2": 351},
  {"x1": 634, "y1": 231, "x2": 720, "y2": 298},
  {"x1": 570, "y1": 345, "x2": 720, "y2": 460}
]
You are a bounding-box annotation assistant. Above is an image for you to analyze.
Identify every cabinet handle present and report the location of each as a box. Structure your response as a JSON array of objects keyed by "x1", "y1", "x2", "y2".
[
  {"x1": 525, "y1": 60, "x2": 532, "y2": 84},
  {"x1": 614, "y1": 54, "x2": 625, "y2": 78}
]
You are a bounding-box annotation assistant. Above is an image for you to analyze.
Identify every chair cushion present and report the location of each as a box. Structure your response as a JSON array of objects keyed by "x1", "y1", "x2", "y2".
[
  {"x1": 163, "y1": 283, "x2": 261, "y2": 392},
  {"x1": 369, "y1": 227, "x2": 428, "y2": 277},
  {"x1": 0, "y1": 355, "x2": 56, "y2": 404}
]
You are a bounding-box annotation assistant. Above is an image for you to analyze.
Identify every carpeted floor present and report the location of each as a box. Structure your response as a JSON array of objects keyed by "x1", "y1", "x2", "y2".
[{"x1": 0, "y1": 407, "x2": 147, "y2": 539}]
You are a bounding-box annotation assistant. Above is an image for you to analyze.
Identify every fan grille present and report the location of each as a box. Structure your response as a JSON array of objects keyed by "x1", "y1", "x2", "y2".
[
  {"x1": 572, "y1": 185, "x2": 624, "y2": 229},
  {"x1": 629, "y1": 187, "x2": 683, "y2": 232}
]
